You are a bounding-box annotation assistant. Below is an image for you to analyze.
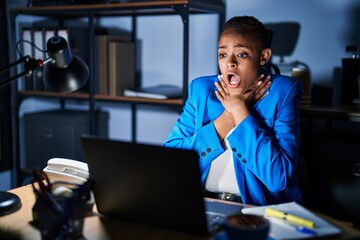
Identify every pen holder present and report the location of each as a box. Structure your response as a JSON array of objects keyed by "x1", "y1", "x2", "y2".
[
  {"x1": 223, "y1": 214, "x2": 269, "y2": 240},
  {"x1": 32, "y1": 178, "x2": 93, "y2": 240}
]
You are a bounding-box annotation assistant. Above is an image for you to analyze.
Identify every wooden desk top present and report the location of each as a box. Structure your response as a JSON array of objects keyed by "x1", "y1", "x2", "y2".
[
  {"x1": 0, "y1": 185, "x2": 208, "y2": 240},
  {"x1": 1, "y1": 185, "x2": 360, "y2": 240}
]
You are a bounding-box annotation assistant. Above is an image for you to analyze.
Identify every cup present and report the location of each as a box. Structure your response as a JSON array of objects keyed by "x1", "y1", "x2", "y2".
[
  {"x1": 223, "y1": 214, "x2": 269, "y2": 240},
  {"x1": 292, "y1": 67, "x2": 311, "y2": 95},
  {"x1": 292, "y1": 67, "x2": 311, "y2": 107}
]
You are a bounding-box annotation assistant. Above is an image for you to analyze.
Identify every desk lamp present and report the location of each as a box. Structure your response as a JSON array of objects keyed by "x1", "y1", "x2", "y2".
[{"x1": 0, "y1": 35, "x2": 89, "y2": 216}]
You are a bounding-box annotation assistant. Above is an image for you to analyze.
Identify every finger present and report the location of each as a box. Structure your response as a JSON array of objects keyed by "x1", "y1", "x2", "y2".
[
  {"x1": 215, "y1": 90, "x2": 224, "y2": 102},
  {"x1": 219, "y1": 75, "x2": 229, "y2": 94},
  {"x1": 249, "y1": 80, "x2": 262, "y2": 94},
  {"x1": 257, "y1": 74, "x2": 265, "y2": 82},
  {"x1": 255, "y1": 80, "x2": 271, "y2": 100},
  {"x1": 255, "y1": 75, "x2": 271, "y2": 94},
  {"x1": 261, "y1": 75, "x2": 271, "y2": 87},
  {"x1": 215, "y1": 81, "x2": 226, "y2": 97}
]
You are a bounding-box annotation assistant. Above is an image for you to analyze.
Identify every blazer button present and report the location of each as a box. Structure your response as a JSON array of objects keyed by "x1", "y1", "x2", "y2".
[
  {"x1": 207, "y1": 148, "x2": 211, "y2": 153},
  {"x1": 242, "y1": 159, "x2": 247, "y2": 163},
  {"x1": 231, "y1": 147, "x2": 237, "y2": 152},
  {"x1": 201, "y1": 152, "x2": 206, "y2": 157},
  {"x1": 237, "y1": 153, "x2": 242, "y2": 158}
]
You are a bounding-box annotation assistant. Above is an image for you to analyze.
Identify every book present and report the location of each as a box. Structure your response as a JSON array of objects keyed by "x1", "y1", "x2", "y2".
[
  {"x1": 241, "y1": 201, "x2": 342, "y2": 240},
  {"x1": 108, "y1": 41, "x2": 135, "y2": 96},
  {"x1": 94, "y1": 35, "x2": 130, "y2": 95},
  {"x1": 124, "y1": 84, "x2": 182, "y2": 100}
]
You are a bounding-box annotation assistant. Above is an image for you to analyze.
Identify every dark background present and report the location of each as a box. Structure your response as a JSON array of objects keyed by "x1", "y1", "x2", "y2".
[{"x1": 0, "y1": 0, "x2": 12, "y2": 171}]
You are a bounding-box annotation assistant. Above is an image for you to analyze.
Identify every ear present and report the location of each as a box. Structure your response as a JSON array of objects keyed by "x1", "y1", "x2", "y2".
[{"x1": 260, "y1": 48, "x2": 272, "y2": 65}]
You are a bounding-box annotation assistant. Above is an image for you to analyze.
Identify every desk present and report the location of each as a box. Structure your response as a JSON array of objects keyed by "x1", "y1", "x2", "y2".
[
  {"x1": 300, "y1": 105, "x2": 360, "y2": 122},
  {"x1": 1, "y1": 186, "x2": 360, "y2": 240}
]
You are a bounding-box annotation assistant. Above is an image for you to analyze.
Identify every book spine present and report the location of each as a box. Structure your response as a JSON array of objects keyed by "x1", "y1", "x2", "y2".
[
  {"x1": 108, "y1": 42, "x2": 117, "y2": 97},
  {"x1": 108, "y1": 41, "x2": 135, "y2": 97},
  {"x1": 95, "y1": 35, "x2": 109, "y2": 95}
]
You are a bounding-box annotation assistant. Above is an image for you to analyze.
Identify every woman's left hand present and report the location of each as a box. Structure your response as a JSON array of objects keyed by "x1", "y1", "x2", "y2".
[{"x1": 249, "y1": 74, "x2": 272, "y2": 108}]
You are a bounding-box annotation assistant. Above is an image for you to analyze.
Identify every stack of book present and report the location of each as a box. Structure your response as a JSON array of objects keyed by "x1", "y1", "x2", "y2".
[{"x1": 94, "y1": 34, "x2": 135, "y2": 96}]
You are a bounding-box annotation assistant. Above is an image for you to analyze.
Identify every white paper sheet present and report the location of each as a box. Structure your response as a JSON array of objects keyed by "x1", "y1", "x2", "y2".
[{"x1": 241, "y1": 201, "x2": 342, "y2": 240}]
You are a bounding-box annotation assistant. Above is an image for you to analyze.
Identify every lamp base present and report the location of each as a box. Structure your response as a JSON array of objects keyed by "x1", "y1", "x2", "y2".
[{"x1": 0, "y1": 192, "x2": 22, "y2": 216}]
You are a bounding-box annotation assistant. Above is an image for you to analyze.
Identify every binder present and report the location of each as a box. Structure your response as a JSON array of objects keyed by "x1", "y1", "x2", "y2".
[
  {"x1": 31, "y1": 27, "x2": 45, "y2": 90},
  {"x1": 21, "y1": 27, "x2": 33, "y2": 90}
]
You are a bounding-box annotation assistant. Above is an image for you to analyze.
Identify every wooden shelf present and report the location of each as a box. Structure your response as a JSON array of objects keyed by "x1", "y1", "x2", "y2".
[
  {"x1": 18, "y1": 90, "x2": 183, "y2": 106},
  {"x1": 10, "y1": 1, "x2": 225, "y2": 18}
]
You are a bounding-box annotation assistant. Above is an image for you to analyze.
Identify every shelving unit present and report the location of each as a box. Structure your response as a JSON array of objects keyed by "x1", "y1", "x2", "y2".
[{"x1": 7, "y1": 1, "x2": 225, "y2": 186}]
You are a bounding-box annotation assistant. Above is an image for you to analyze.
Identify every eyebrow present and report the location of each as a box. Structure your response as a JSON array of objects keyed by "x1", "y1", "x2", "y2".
[{"x1": 218, "y1": 43, "x2": 250, "y2": 50}]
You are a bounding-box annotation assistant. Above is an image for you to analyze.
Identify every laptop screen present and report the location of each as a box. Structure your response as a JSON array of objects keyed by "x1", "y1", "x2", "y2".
[{"x1": 81, "y1": 136, "x2": 211, "y2": 235}]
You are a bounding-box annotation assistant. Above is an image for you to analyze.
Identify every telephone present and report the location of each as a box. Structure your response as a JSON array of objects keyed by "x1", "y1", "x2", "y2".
[{"x1": 43, "y1": 158, "x2": 89, "y2": 184}]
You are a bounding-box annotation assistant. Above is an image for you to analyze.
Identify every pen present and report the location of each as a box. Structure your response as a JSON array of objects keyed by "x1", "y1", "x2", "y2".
[
  {"x1": 269, "y1": 217, "x2": 317, "y2": 237},
  {"x1": 295, "y1": 226, "x2": 317, "y2": 236},
  {"x1": 265, "y1": 208, "x2": 316, "y2": 228}
]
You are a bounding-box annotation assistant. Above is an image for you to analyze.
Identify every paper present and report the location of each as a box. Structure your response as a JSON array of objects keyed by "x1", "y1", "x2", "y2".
[
  {"x1": 124, "y1": 84, "x2": 182, "y2": 99},
  {"x1": 241, "y1": 201, "x2": 342, "y2": 240}
]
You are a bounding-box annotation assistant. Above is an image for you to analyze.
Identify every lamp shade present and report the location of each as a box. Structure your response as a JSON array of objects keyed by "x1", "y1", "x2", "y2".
[{"x1": 43, "y1": 36, "x2": 89, "y2": 93}]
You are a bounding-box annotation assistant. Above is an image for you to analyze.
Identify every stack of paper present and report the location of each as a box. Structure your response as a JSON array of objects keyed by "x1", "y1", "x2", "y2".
[
  {"x1": 124, "y1": 84, "x2": 182, "y2": 100},
  {"x1": 242, "y1": 202, "x2": 342, "y2": 240}
]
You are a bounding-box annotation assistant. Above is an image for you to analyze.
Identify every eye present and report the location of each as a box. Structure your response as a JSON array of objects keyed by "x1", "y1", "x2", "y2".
[
  {"x1": 237, "y1": 53, "x2": 248, "y2": 59},
  {"x1": 218, "y1": 53, "x2": 227, "y2": 59}
]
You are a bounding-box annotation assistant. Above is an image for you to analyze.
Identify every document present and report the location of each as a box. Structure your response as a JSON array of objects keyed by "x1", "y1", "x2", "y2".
[
  {"x1": 241, "y1": 201, "x2": 342, "y2": 240},
  {"x1": 124, "y1": 84, "x2": 182, "y2": 100}
]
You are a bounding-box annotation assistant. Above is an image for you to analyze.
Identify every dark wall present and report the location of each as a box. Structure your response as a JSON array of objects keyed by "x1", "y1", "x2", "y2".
[{"x1": 300, "y1": 119, "x2": 360, "y2": 227}]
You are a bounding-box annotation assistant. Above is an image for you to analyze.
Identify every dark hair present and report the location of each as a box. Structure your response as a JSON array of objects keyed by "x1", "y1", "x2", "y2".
[{"x1": 221, "y1": 16, "x2": 270, "y2": 52}]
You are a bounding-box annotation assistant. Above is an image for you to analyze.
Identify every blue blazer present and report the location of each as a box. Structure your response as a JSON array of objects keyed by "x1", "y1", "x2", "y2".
[{"x1": 163, "y1": 74, "x2": 303, "y2": 205}]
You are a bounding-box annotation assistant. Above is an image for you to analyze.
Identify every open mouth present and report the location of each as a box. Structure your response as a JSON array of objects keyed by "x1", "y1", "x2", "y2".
[{"x1": 227, "y1": 73, "x2": 240, "y2": 87}]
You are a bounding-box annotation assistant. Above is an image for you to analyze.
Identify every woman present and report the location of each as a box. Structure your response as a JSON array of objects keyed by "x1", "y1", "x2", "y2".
[{"x1": 163, "y1": 16, "x2": 303, "y2": 206}]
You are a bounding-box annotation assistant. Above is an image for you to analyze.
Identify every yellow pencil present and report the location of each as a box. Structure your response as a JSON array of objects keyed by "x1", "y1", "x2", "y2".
[{"x1": 265, "y1": 208, "x2": 316, "y2": 228}]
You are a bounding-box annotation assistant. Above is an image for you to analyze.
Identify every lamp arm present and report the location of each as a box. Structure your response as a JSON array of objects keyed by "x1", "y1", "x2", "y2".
[{"x1": 0, "y1": 56, "x2": 43, "y2": 88}]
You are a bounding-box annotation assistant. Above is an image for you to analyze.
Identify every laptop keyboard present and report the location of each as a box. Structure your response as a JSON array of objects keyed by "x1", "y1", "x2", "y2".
[
  {"x1": 204, "y1": 199, "x2": 243, "y2": 233},
  {"x1": 206, "y1": 211, "x2": 227, "y2": 232}
]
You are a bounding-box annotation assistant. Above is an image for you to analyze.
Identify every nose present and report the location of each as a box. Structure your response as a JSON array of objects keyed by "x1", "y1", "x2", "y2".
[{"x1": 227, "y1": 55, "x2": 237, "y2": 68}]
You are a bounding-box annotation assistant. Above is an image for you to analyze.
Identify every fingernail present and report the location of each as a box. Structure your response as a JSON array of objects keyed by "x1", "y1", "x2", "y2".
[{"x1": 257, "y1": 81, "x2": 262, "y2": 85}]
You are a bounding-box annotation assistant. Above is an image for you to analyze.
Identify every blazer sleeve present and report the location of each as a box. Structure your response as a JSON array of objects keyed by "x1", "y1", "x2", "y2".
[{"x1": 163, "y1": 78, "x2": 224, "y2": 178}]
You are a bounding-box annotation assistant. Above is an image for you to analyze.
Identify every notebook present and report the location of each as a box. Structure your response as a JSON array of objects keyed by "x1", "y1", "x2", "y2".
[{"x1": 81, "y1": 136, "x2": 243, "y2": 235}]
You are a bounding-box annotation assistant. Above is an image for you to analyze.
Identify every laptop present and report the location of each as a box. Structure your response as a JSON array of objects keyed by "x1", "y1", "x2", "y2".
[{"x1": 81, "y1": 136, "x2": 243, "y2": 235}]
